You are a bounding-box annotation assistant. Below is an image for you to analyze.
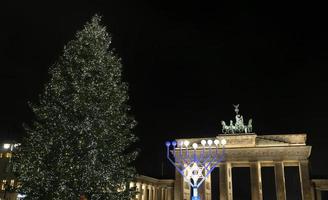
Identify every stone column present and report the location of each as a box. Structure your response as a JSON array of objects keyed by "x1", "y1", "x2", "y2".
[
  {"x1": 274, "y1": 161, "x2": 286, "y2": 200},
  {"x1": 149, "y1": 185, "x2": 153, "y2": 200},
  {"x1": 174, "y1": 169, "x2": 184, "y2": 200},
  {"x1": 136, "y1": 182, "x2": 142, "y2": 200},
  {"x1": 167, "y1": 187, "x2": 173, "y2": 200},
  {"x1": 129, "y1": 182, "x2": 136, "y2": 200},
  {"x1": 142, "y1": 184, "x2": 147, "y2": 200},
  {"x1": 219, "y1": 162, "x2": 233, "y2": 200},
  {"x1": 250, "y1": 162, "x2": 263, "y2": 200},
  {"x1": 200, "y1": 174, "x2": 212, "y2": 200},
  {"x1": 130, "y1": 181, "x2": 135, "y2": 189},
  {"x1": 299, "y1": 160, "x2": 313, "y2": 200},
  {"x1": 205, "y1": 174, "x2": 212, "y2": 200},
  {"x1": 161, "y1": 188, "x2": 165, "y2": 200},
  {"x1": 166, "y1": 188, "x2": 169, "y2": 200},
  {"x1": 154, "y1": 187, "x2": 158, "y2": 200},
  {"x1": 199, "y1": 180, "x2": 206, "y2": 200},
  {"x1": 153, "y1": 186, "x2": 157, "y2": 200},
  {"x1": 315, "y1": 189, "x2": 322, "y2": 200}
]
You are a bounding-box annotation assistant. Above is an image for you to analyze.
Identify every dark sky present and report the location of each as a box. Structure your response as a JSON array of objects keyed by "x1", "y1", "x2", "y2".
[{"x1": 1, "y1": 0, "x2": 328, "y2": 189}]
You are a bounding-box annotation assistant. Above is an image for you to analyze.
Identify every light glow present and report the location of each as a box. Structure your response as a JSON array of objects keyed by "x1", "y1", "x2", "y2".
[
  {"x1": 184, "y1": 140, "x2": 190, "y2": 147},
  {"x1": 3, "y1": 144, "x2": 10, "y2": 149}
]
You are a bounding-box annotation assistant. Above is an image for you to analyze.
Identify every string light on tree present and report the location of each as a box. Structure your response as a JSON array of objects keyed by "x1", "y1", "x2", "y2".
[{"x1": 13, "y1": 15, "x2": 137, "y2": 200}]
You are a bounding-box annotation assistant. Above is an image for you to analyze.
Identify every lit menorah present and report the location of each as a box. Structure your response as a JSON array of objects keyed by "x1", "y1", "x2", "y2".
[{"x1": 165, "y1": 138, "x2": 226, "y2": 200}]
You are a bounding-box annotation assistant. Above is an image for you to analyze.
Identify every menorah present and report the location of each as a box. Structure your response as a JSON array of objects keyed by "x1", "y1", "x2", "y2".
[{"x1": 166, "y1": 138, "x2": 226, "y2": 200}]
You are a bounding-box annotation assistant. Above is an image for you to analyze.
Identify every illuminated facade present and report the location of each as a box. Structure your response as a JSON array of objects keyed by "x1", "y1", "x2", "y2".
[
  {"x1": 0, "y1": 142, "x2": 19, "y2": 200},
  {"x1": 1, "y1": 133, "x2": 328, "y2": 200},
  {"x1": 174, "y1": 133, "x2": 312, "y2": 200},
  {"x1": 137, "y1": 133, "x2": 328, "y2": 200},
  {"x1": 131, "y1": 175, "x2": 174, "y2": 200}
]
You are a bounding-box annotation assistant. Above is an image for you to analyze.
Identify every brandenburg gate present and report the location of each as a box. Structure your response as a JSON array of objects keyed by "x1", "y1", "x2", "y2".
[
  {"x1": 131, "y1": 105, "x2": 327, "y2": 200},
  {"x1": 174, "y1": 133, "x2": 312, "y2": 200},
  {"x1": 174, "y1": 105, "x2": 313, "y2": 200}
]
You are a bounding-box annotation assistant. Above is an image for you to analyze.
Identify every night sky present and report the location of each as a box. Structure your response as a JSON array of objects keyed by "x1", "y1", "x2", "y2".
[{"x1": 1, "y1": 0, "x2": 328, "y2": 196}]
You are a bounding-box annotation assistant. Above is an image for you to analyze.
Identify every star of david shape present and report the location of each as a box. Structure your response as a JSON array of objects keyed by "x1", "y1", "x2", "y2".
[{"x1": 185, "y1": 162, "x2": 205, "y2": 184}]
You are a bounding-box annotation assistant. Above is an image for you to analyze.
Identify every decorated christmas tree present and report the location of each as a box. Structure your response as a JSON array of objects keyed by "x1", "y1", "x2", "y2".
[{"x1": 13, "y1": 15, "x2": 138, "y2": 200}]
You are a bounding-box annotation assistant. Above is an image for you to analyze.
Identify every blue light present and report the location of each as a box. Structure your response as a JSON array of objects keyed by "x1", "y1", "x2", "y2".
[{"x1": 165, "y1": 139, "x2": 226, "y2": 200}]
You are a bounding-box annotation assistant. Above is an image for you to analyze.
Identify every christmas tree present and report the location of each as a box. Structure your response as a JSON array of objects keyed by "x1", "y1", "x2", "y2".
[{"x1": 13, "y1": 15, "x2": 138, "y2": 200}]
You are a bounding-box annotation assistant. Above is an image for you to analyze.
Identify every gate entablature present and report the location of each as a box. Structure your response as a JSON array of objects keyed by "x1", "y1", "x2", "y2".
[{"x1": 176, "y1": 133, "x2": 310, "y2": 162}]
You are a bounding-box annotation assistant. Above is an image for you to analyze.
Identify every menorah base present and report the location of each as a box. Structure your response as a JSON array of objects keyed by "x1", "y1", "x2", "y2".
[{"x1": 192, "y1": 196, "x2": 200, "y2": 200}]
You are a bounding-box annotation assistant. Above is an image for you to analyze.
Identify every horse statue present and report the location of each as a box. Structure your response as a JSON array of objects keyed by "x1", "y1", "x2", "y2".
[
  {"x1": 221, "y1": 121, "x2": 229, "y2": 134},
  {"x1": 229, "y1": 120, "x2": 236, "y2": 133},
  {"x1": 247, "y1": 119, "x2": 253, "y2": 133}
]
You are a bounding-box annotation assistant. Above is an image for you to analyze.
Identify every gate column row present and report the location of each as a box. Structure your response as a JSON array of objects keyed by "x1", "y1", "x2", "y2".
[
  {"x1": 174, "y1": 160, "x2": 312, "y2": 200},
  {"x1": 217, "y1": 160, "x2": 312, "y2": 200}
]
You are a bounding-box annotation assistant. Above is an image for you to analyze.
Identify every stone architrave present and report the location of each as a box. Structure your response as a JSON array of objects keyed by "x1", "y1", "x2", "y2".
[{"x1": 274, "y1": 161, "x2": 286, "y2": 200}]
